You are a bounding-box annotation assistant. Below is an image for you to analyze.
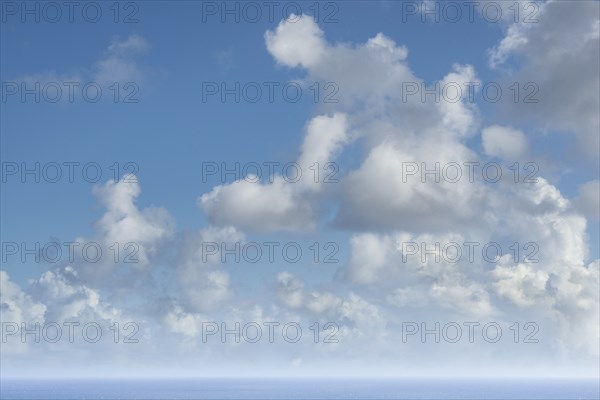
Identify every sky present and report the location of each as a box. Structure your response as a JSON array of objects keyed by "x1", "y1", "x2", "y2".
[{"x1": 1, "y1": 0, "x2": 599, "y2": 379}]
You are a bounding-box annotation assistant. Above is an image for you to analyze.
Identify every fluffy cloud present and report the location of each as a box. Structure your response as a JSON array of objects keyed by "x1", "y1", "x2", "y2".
[
  {"x1": 267, "y1": 16, "x2": 412, "y2": 111},
  {"x1": 263, "y1": 16, "x2": 490, "y2": 232},
  {"x1": 199, "y1": 113, "x2": 348, "y2": 232},
  {"x1": 482, "y1": 125, "x2": 528, "y2": 159},
  {"x1": 488, "y1": 0, "x2": 600, "y2": 158},
  {"x1": 574, "y1": 180, "x2": 600, "y2": 220},
  {"x1": 199, "y1": 176, "x2": 316, "y2": 232},
  {"x1": 343, "y1": 231, "x2": 495, "y2": 318},
  {"x1": 3, "y1": 9, "x2": 598, "y2": 377},
  {"x1": 164, "y1": 305, "x2": 209, "y2": 339},
  {"x1": 344, "y1": 234, "x2": 391, "y2": 285},
  {"x1": 58, "y1": 176, "x2": 175, "y2": 294},
  {"x1": 30, "y1": 266, "x2": 124, "y2": 323},
  {"x1": 174, "y1": 226, "x2": 243, "y2": 313},
  {"x1": 265, "y1": 14, "x2": 326, "y2": 68},
  {"x1": 297, "y1": 113, "x2": 348, "y2": 190},
  {"x1": 276, "y1": 272, "x2": 386, "y2": 346},
  {"x1": 492, "y1": 260, "x2": 550, "y2": 307},
  {"x1": 335, "y1": 139, "x2": 489, "y2": 232},
  {"x1": 262, "y1": 14, "x2": 598, "y2": 364},
  {"x1": 0, "y1": 271, "x2": 46, "y2": 325},
  {"x1": 91, "y1": 176, "x2": 175, "y2": 267},
  {"x1": 1, "y1": 266, "x2": 129, "y2": 328}
]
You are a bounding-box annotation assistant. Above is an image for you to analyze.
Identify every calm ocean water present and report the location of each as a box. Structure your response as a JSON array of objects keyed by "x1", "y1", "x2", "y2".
[{"x1": 0, "y1": 379, "x2": 598, "y2": 399}]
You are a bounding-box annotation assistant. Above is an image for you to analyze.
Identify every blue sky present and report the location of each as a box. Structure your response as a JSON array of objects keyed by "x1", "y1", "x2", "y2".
[{"x1": 1, "y1": 0, "x2": 599, "y2": 379}]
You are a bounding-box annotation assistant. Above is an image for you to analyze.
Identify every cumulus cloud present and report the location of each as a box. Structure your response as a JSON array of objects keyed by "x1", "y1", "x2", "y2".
[
  {"x1": 344, "y1": 233, "x2": 391, "y2": 285},
  {"x1": 91, "y1": 177, "x2": 175, "y2": 267},
  {"x1": 343, "y1": 231, "x2": 495, "y2": 318},
  {"x1": 60, "y1": 176, "x2": 175, "y2": 293},
  {"x1": 174, "y1": 226, "x2": 244, "y2": 313},
  {"x1": 264, "y1": 17, "x2": 489, "y2": 232},
  {"x1": 164, "y1": 305, "x2": 209, "y2": 339},
  {"x1": 262, "y1": 14, "x2": 599, "y2": 365},
  {"x1": 199, "y1": 176, "x2": 316, "y2": 232},
  {"x1": 266, "y1": 15, "x2": 412, "y2": 111},
  {"x1": 3, "y1": 9, "x2": 598, "y2": 377},
  {"x1": 276, "y1": 272, "x2": 386, "y2": 346},
  {"x1": 574, "y1": 180, "x2": 600, "y2": 220},
  {"x1": 265, "y1": 14, "x2": 326, "y2": 68},
  {"x1": 482, "y1": 125, "x2": 528, "y2": 159},
  {"x1": 297, "y1": 113, "x2": 348, "y2": 190},
  {"x1": 488, "y1": 0, "x2": 600, "y2": 158},
  {"x1": 0, "y1": 271, "x2": 46, "y2": 325},
  {"x1": 334, "y1": 134, "x2": 493, "y2": 232},
  {"x1": 199, "y1": 113, "x2": 348, "y2": 232},
  {"x1": 30, "y1": 266, "x2": 124, "y2": 323},
  {"x1": 1, "y1": 267, "x2": 128, "y2": 331},
  {"x1": 492, "y1": 260, "x2": 550, "y2": 307}
]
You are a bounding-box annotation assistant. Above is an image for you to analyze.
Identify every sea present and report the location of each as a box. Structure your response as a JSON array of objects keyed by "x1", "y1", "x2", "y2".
[{"x1": 0, "y1": 378, "x2": 598, "y2": 399}]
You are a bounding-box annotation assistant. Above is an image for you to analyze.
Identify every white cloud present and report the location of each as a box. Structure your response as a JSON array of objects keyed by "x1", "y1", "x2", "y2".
[
  {"x1": 297, "y1": 113, "x2": 348, "y2": 190},
  {"x1": 267, "y1": 16, "x2": 412, "y2": 111},
  {"x1": 275, "y1": 272, "x2": 386, "y2": 346},
  {"x1": 335, "y1": 139, "x2": 488, "y2": 232},
  {"x1": 199, "y1": 113, "x2": 347, "y2": 232},
  {"x1": 264, "y1": 18, "x2": 487, "y2": 232},
  {"x1": 91, "y1": 176, "x2": 175, "y2": 268},
  {"x1": 492, "y1": 261, "x2": 550, "y2": 307},
  {"x1": 175, "y1": 226, "x2": 243, "y2": 313},
  {"x1": 4, "y1": 9, "x2": 599, "y2": 377},
  {"x1": 164, "y1": 305, "x2": 209, "y2": 339},
  {"x1": 265, "y1": 14, "x2": 326, "y2": 68},
  {"x1": 262, "y1": 16, "x2": 599, "y2": 365},
  {"x1": 345, "y1": 233, "x2": 392, "y2": 285},
  {"x1": 488, "y1": 0, "x2": 600, "y2": 158},
  {"x1": 482, "y1": 125, "x2": 528, "y2": 159},
  {"x1": 106, "y1": 34, "x2": 150, "y2": 56},
  {"x1": 199, "y1": 176, "x2": 316, "y2": 232},
  {"x1": 0, "y1": 270, "x2": 46, "y2": 325},
  {"x1": 574, "y1": 180, "x2": 600, "y2": 220},
  {"x1": 31, "y1": 266, "x2": 123, "y2": 323}
]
